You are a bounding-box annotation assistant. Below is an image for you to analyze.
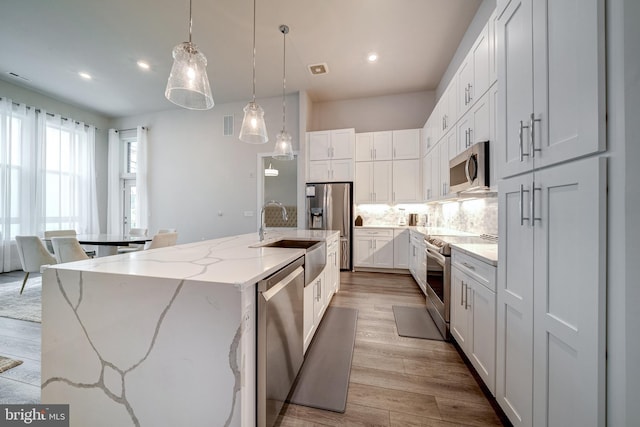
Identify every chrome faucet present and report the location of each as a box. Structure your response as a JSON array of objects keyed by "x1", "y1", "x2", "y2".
[{"x1": 259, "y1": 200, "x2": 288, "y2": 241}]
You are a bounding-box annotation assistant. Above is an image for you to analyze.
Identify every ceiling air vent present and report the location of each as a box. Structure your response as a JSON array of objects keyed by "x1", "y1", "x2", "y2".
[
  {"x1": 308, "y1": 63, "x2": 329, "y2": 76},
  {"x1": 223, "y1": 115, "x2": 234, "y2": 136}
]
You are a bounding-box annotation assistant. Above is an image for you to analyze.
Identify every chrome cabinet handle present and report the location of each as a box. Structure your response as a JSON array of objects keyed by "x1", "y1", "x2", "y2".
[
  {"x1": 461, "y1": 262, "x2": 476, "y2": 270},
  {"x1": 370, "y1": 148, "x2": 373, "y2": 159},
  {"x1": 461, "y1": 281, "x2": 465, "y2": 306},
  {"x1": 467, "y1": 83, "x2": 473, "y2": 104},
  {"x1": 464, "y1": 87, "x2": 469, "y2": 105},
  {"x1": 468, "y1": 128, "x2": 473, "y2": 146},
  {"x1": 531, "y1": 181, "x2": 542, "y2": 226},
  {"x1": 530, "y1": 113, "x2": 542, "y2": 158},
  {"x1": 519, "y1": 120, "x2": 531, "y2": 161},
  {"x1": 374, "y1": 148, "x2": 377, "y2": 159},
  {"x1": 393, "y1": 148, "x2": 396, "y2": 158},
  {"x1": 520, "y1": 184, "x2": 531, "y2": 226}
]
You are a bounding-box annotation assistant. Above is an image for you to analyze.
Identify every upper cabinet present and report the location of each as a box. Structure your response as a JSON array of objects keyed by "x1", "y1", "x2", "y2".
[
  {"x1": 458, "y1": 24, "x2": 491, "y2": 117},
  {"x1": 356, "y1": 129, "x2": 420, "y2": 161},
  {"x1": 496, "y1": 0, "x2": 605, "y2": 179},
  {"x1": 307, "y1": 129, "x2": 355, "y2": 182}
]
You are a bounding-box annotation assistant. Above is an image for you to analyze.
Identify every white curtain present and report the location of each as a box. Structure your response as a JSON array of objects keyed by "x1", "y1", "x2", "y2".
[
  {"x1": 135, "y1": 126, "x2": 149, "y2": 230},
  {"x1": 107, "y1": 129, "x2": 121, "y2": 235},
  {"x1": 0, "y1": 97, "x2": 98, "y2": 272}
]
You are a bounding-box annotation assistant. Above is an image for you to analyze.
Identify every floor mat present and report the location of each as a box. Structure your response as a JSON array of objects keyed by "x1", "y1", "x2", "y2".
[{"x1": 392, "y1": 305, "x2": 444, "y2": 341}]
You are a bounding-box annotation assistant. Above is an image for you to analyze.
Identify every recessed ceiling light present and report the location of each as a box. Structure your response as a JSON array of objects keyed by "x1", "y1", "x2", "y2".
[
  {"x1": 78, "y1": 72, "x2": 92, "y2": 80},
  {"x1": 137, "y1": 60, "x2": 150, "y2": 70},
  {"x1": 367, "y1": 53, "x2": 378, "y2": 63}
]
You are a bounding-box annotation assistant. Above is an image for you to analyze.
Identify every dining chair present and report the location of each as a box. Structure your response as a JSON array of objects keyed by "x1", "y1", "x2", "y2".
[
  {"x1": 50, "y1": 236, "x2": 91, "y2": 263},
  {"x1": 15, "y1": 235, "x2": 57, "y2": 295},
  {"x1": 118, "y1": 228, "x2": 148, "y2": 254},
  {"x1": 44, "y1": 229, "x2": 95, "y2": 257},
  {"x1": 146, "y1": 232, "x2": 178, "y2": 250}
]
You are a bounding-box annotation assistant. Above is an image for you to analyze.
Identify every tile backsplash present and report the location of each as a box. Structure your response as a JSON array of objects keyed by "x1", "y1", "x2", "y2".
[{"x1": 355, "y1": 197, "x2": 498, "y2": 236}]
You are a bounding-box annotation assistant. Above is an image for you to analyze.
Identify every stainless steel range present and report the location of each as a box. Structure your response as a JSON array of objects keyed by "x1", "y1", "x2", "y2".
[{"x1": 424, "y1": 233, "x2": 497, "y2": 338}]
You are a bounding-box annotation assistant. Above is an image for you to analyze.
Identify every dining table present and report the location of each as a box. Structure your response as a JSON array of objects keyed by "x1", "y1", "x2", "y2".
[{"x1": 75, "y1": 234, "x2": 153, "y2": 257}]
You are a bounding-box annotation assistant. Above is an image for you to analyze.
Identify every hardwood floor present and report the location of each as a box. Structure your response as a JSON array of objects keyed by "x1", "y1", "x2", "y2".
[
  {"x1": 0, "y1": 271, "x2": 41, "y2": 403},
  {"x1": 277, "y1": 271, "x2": 507, "y2": 427}
]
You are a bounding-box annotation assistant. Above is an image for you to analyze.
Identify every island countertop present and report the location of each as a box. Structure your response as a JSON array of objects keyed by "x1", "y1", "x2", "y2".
[{"x1": 47, "y1": 229, "x2": 339, "y2": 288}]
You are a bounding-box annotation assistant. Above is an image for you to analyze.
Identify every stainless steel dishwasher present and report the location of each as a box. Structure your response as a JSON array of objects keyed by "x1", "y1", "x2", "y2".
[{"x1": 257, "y1": 256, "x2": 305, "y2": 427}]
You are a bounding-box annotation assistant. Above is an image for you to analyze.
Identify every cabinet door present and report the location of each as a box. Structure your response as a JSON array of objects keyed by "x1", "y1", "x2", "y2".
[
  {"x1": 450, "y1": 267, "x2": 470, "y2": 348},
  {"x1": 308, "y1": 131, "x2": 331, "y2": 160},
  {"x1": 471, "y1": 92, "x2": 491, "y2": 144},
  {"x1": 497, "y1": 171, "x2": 534, "y2": 427},
  {"x1": 355, "y1": 133, "x2": 374, "y2": 162},
  {"x1": 313, "y1": 272, "x2": 326, "y2": 325},
  {"x1": 331, "y1": 159, "x2": 353, "y2": 181},
  {"x1": 440, "y1": 130, "x2": 456, "y2": 197},
  {"x1": 303, "y1": 283, "x2": 315, "y2": 353},
  {"x1": 457, "y1": 111, "x2": 473, "y2": 154},
  {"x1": 532, "y1": 157, "x2": 606, "y2": 427},
  {"x1": 373, "y1": 236, "x2": 394, "y2": 269},
  {"x1": 472, "y1": 23, "x2": 490, "y2": 102},
  {"x1": 496, "y1": 0, "x2": 534, "y2": 179},
  {"x1": 330, "y1": 129, "x2": 354, "y2": 159},
  {"x1": 422, "y1": 154, "x2": 431, "y2": 201},
  {"x1": 392, "y1": 129, "x2": 421, "y2": 159},
  {"x1": 489, "y1": 10, "x2": 498, "y2": 85},
  {"x1": 489, "y1": 83, "x2": 499, "y2": 188},
  {"x1": 531, "y1": 0, "x2": 605, "y2": 170},
  {"x1": 458, "y1": 52, "x2": 474, "y2": 115},
  {"x1": 393, "y1": 159, "x2": 421, "y2": 203},
  {"x1": 355, "y1": 162, "x2": 373, "y2": 203},
  {"x1": 446, "y1": 77, "x2": 458, "y2": 129},
  {"x1": 469, "y1": 280, "x2": 496, "y2": 396},
  {"x1": 393, "y1": 229, "x2": 410, "y2": 269},
  {"x1": 373, "y1": 131, "x2": 393, "y2": 160},
  {"x1": 353, "y1": 236, "x2": 373, "y2": 267},
  {"x1": 308, "y1": 160, "x2": 330, "y2": 182},
  {"x1": 372, "y1": 161, "x2": 392, "y2": 203}
]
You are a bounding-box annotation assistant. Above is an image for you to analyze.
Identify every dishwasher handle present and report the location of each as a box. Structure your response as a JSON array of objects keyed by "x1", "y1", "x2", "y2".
[{"x1": 260, "y1": 266, "x2": 304, "y2": 301}]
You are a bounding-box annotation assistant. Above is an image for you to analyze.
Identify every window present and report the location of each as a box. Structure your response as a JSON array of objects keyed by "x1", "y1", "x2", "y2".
[
  {"x1": 1, "y1": 113, "x2": 25, "y2": 239},
  {"x1": 121, "y1": 136, "x2": 138, "y2": 233}
]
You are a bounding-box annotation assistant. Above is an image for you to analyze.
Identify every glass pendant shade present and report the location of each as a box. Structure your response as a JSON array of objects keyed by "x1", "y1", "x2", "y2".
[
  {"x1": 165, "y1": 42, "x2": 214, "y2": 110},
  {"x1": 239, "y1": 101, "x2": 268, "y2": 144},
  {"x1": 272, "y1": 130, "x2": 294, "y2": 160}
]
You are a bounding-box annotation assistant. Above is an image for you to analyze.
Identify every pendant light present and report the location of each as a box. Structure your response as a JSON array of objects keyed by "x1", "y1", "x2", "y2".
[
  {"x1": 239, "y1": 0, "x2": 268, "y2": 144},
  {"x1": 165, "y1": 0, "x2": 214, "y2": 110},
  {"x1": 272, "y1": 25, "x2": 294, "y2": 160},
  {"x1": 264, "y1": 163, "x2": 279, "y2": 176}
]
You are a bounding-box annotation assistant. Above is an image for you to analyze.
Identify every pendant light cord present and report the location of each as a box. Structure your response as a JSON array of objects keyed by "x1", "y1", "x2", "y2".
[
  {"x1": 251, "y1": 0, "x2": 257, "y2": 103},
  {"x1": 281, "y1": 26, "x2": 287, "y2": 132},
  {"x1": 188, "y1": 0, "x2": 193, "y2": 43}
]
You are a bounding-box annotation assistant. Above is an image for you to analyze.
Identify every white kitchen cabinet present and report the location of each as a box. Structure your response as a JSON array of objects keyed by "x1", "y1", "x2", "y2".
[
  {"x1": 489, "y1": 83, "x2": 499, "y2": 189},
  {"x1": 355, "y1": 131, "x2": 393, "y2": 161},
  {"x1": 353, "y1": 228, "x2": 394, "y2": 269},
  {"x1": 422, "y1": 149, "x2": 438, "y2": 202},
  {"x1": 488, "y1": 9, "x2": 498, "y2": 85},
  {"x1": 392, "y1": 159, "x2": 421, "y2": 203},
  {"x1": 308, "y1": 128, "x2": 354, "y2": 160},
  {"x1": 409, "y1": 231, "x2": 426, "y2": 293},
  {"x1": 355, "y1": 161, "x2": 392, "y2": 203},
  {"x1": 451, "y1": 249, "x2": 497, "y2": 396},
  {"x1": 497, "y1": 157, "x2": 606, "y2": 426},
  {"x1": 439, "y1": 129, "x2": 457, "y2": 198},
  {"x1": 496, "y1": 0, "x2": 605, "y2": 179},
  {"x1": 308, "y1": 159, "x2": 353, "y2": 182},
  {"x1": 393, "y1": 228, "x2": 410, "y2": 269},
  {"x1": 458, "y1": 23, "x2": 490, "y2": 116},
  {"x1": 423, "y1": 115, "x2": 437, "y2": 154},
  {"x1": 392, "y1": 129, "x2": 421, "y2": 160},
  {"x1": 326, "y1": 234, "x2": 340, "y2": 298},
  {"x1": 456, "y1": 90, "x2": 490, "y2": 155}
]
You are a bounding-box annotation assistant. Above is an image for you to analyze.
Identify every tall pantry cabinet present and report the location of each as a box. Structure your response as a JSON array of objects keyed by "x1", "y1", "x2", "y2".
[{"x1": 495, "y1": 1, "x2": 606, "y2": 427}]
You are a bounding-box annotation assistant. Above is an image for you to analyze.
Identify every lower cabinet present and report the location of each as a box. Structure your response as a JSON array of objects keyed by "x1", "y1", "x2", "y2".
[
  {"x1": 393, "y1": 228, "x2": 410, "y2": 269},
  {"x1": 450, "y1": 248, "x2": 496, "y2": 395},
  {"x1": 303, "y1": 234, "x2": 341, "y2": 353},
  {"x1": 409, "y1": 230, "x2": 426, "y2": 294},
  {"x1": 353, "y1": 228, "x2": 394, "y2": 269}
]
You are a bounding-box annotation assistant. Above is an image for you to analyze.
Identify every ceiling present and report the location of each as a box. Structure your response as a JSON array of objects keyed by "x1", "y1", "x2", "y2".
[{"x1": 0, "y1": 0, "x2": 481, "y2": 119}]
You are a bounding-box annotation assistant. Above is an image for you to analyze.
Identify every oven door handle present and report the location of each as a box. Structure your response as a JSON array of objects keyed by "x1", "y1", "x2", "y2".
[{"x1": 425, "y1": 246, "x2": 446, "y2": 264}]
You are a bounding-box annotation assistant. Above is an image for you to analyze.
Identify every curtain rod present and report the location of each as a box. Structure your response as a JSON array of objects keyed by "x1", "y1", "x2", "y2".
[
  {"x1": 1, "y1": 96, "x2": 96, "y2": 129},
  {"x1": 115, "y1": 127, "x2": 147, "y2": 132}
]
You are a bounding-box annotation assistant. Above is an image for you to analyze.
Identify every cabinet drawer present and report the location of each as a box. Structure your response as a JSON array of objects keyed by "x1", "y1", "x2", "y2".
[
  {"x1": 452, "y1": 249, "x2": 496, "y2": 292},
  {"x1": 354, "y1": 228, "x2": 394, "y2": 237}
]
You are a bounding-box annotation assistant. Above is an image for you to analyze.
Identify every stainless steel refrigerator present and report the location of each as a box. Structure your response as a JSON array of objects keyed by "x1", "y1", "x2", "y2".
[{"x1": 305, "y1": 182, "x2": 353, "y2": 270}]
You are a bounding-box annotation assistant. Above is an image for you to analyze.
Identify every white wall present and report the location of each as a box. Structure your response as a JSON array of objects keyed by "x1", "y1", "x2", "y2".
[
  {"x1": 110, "y1": 94, "x2": 299, "y2": 244},
  {"x1": 0, "y1": 79, "x2": 111, "y2": 232},
  {"x1": 308, "y1": 90, "x2": 436, "y2": 132}
]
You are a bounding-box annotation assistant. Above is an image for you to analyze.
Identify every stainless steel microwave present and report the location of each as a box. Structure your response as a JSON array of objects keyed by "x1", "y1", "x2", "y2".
[{"x1": 449, "y1": 141, "x2": 490, "y2": 193}]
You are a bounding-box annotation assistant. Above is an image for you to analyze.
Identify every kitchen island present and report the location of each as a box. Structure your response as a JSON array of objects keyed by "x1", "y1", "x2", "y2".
[{"x1": 40, "y1": 230, "x2": 339, "y2": 427}]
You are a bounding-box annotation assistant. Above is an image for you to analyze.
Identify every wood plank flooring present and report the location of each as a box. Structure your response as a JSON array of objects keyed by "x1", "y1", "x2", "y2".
[
  {"x1": 0, "y1": 271, "x2": 41, "y2": 403},
  {"x1": 277, "y1": 271, "x2": 507, "y2": 427}
]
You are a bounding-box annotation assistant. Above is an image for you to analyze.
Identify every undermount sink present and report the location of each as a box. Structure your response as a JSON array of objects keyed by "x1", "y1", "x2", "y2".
[
  {"x1": 259, "y1": 239, "x2": 326, "y2": 286},
  {"x1": 261, "y1": 239, "x2": 323, "y2": 249}
]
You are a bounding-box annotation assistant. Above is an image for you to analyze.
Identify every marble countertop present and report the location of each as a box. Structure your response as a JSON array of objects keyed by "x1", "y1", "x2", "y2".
[
  {"x1": 450, "y1": 242, "x2": 498, "y2": 266},
  {"x1": 47, "y1": 229, "x2": 340, "y2": 288}
]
